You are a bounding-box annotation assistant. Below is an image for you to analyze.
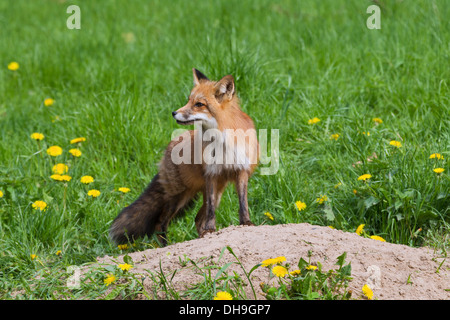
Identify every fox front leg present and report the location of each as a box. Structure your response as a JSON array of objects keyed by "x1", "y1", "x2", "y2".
[
  {"x1": 201, "y1": 178, "x2": 218, "y2": 236},
  {"x1": 236, "y1": 171, "x2": 254, "y2": 226}
]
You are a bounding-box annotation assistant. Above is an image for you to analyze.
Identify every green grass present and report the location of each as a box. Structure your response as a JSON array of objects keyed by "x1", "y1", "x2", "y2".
[{"x1": 0, "y1": 0, "x2": 449, "y2": 299}]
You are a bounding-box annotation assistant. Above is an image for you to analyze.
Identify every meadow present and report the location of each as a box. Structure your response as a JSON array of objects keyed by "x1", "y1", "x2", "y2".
[{"x1": 0, "y1": 0, "x2": 449, "y2": 299}]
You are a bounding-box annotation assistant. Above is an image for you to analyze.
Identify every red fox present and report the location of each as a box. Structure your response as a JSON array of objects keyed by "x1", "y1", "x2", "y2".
[{"x1": 110, "y1": 69, "x2": 259, "y2": 245}]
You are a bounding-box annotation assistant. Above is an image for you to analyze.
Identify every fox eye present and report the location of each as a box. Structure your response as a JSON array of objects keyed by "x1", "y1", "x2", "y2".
[{"x1": 194, "y1": 102, "x2": 205, "y2": 108}]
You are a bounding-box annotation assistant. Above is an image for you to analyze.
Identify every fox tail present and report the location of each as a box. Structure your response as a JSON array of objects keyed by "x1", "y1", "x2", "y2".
[{"x1": 109, "y1": 173, "x2": 166, "y2": 245}]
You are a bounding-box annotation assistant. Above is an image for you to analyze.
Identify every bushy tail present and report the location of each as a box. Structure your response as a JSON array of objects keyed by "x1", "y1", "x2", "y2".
[{"x1": 109, "y1": 173, "x2": 165, "y2": 244}]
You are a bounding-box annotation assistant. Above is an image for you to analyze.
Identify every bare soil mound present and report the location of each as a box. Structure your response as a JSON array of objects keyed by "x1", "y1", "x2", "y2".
[{"x1": 97, "y1": 223, "x2": 449, "y2": 300}]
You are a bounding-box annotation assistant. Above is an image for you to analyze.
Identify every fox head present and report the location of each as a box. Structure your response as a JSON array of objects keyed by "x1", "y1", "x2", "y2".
[{"x1": 172, "y1": 69, "x2": 237, "y2": 129}]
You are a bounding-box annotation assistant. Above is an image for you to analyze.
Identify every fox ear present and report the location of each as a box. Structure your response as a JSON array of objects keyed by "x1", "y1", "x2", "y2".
[
  {"x1": 214, "y1": 75, "x2": 235, "y2": 102},
  {"x1": 193, "y1": 68, "x2": 209, "y2": 85}
]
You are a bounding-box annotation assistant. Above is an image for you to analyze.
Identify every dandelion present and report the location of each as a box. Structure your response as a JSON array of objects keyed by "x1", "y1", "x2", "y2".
[
  {"x1": 433, "y1": 168, "x2": 445, "y2": 174},
  {"x1": 104, "y1": 274, "x2": 116, "y2": 286},
  {"x1": 330, "y1": 133, "x2": 340, "y2": 140},
  {"x1": 47, "y1": 145, "x2": 63, "y2": 157},
  {"x1": 69, "y1": 148, "x2": 82, "y2": 157},
  {"x1": 214, "y1": 291, "x2": 233, "y2": 300},
  {"x1": 308, "y1": 117, "x2": 320, "y2": 125},
  {"x1": 70, "y1": 137, "x2": 86, "y2": 144},
  {"x1": 117, "y1": 244, "x2": 129, "y2": 250},
  {"x1": 316, "y1": 195, "x2": 328, "y2": 204},
  {"x1": 118, "y1": 187, "x2": 130, "y2": 193},
  {"x1": 357, "y1": 174, "x2": 372, "y2": 181},
  {"x1": 118, "y1": 263, "x2": 133, "y2": 271},
  {"x1": 0, "y1": 190, "x2": 3, "y2": 198},
  {"x1": 328, "y1": 226, "x2": 335, "y2": 229},
  {"x1": 429, "y1": 153, "x2": 444, "y2": 160},
  {"x1": 261, "y1": 256, "x2": 286, "y2": 267},
  {"x1": 56, "y1": 250, "x2": 62, "y2": 256},
  {"x1": 30, "y1": 133, "x2": 44, "y2": 141},
  {"x1": 370, "y1": 235, "x2": 386, "y2": 242},
  {"x1": 30, "y1": 254, "x2": 37, "y2": 260},
  {"x1": 44, "y1": 98, "x2": 55, "y2": 107},
  {"x1": 362, "y1": 284, "x2": 374, "y2": 300},
  {"x1": 32, "y1": 200, "x2": 47, "y2": 211},
  {"x1": 372, "y1": 118, "x2": 383, "y2": 124},
  {"x1": 264, "y1": 212, "x2": 274, "y2": 221},
  {"x1": 356, "y1": 224, "x2": 365, "y2": 236},
  {"x1": 305, "y1": 265, "x2": 317, "y2": 271},
  {"x1": 52, "y1": 163, "x2": 68, "y2": 175},
  {"x1": 60, "y1": 175, "x2": 72, "y2": 182},
  {"x1": 7, "y1": 62, "x2": 19, "y2": 71},
  {"x1": 87, "y1": 189, "x2": 101, "y2": 198},
  {"x1": 289, "y1": 269, "x2": 301, "y2": 276},
  {"x1": 80, "y1": 176, "x2": 94, "y2": 184},
  {"x1": 389, "y1": 140, "x2": 402, "y2": 148},
  {"x1": 51, "y1": 174, "x2": 63, "y2": 181},
  {"x1": 295, "y1": 201, "x2": 307, "y2": 211},
  {"x1": 272, "y1": 265, "x2": 288, "y2": 277}
]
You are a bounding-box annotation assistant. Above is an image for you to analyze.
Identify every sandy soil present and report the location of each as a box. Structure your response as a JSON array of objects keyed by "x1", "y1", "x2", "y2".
[{"x1": 96, "y1": 223, "x2": 450, "y2": 300}]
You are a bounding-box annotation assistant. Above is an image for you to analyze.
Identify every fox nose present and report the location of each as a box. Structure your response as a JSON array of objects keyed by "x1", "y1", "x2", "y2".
[{"x1": 172, "y1": 111, "x2": 177, "y2": 117}]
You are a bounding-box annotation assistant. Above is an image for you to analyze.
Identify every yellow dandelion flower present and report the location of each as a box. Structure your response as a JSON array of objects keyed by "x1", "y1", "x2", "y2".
[
  {"x1": 353, "y1": 189, "x2": 358, "y2": 195},
  {"x1": 372, "y1": 118, "x2": 383, "y2": 124},
  {"x1": 87, "y1": 189, "x2": 101, "y2": 198},
  {"x1": 295, "y1": 201, "x2": 307, "y2": 211},
  {"x1": 264, "y1": 212, "x2": 274, "y2": 221},
  {"x1": 118, "y1": 187, "x2": 130, "y2": 193},
  {"x1": 433, "y1": 168, "x2": 445, "y2": 174},
  {"x1": 305, "y1": 265, "x2": 317, "y2": 271},
  {"x1": 52, "y1": 163, "x2": 68, "y2": 175},
  {"x1": 32, "y1": 200, "x2": 47, "y2": 211},
  {"x1": 46, "y1": 145, "x2": 63, "y2": 157},
  {"x1": 50, "y1": 174, "x2": 64, "y2": 181},
  {"x1": 80, "y1": 176, "x2": 94, "y2": 184},
  {"x1": 389, "y1": 140, "x2": 402, "y2": 148},
  {"x1": 70, "y1": 137, "x2": 86, "y2": 144},
  {"x1": 30, "y1": 254, "x2": 37, "y2": 260},
  {"x1": 272, "y1": 265, "x2": 288, "y2": 277},
  {"x1": 104, "y1": 274, "x2": 116, "y2": 286},
  {"x1": 69, "y1": 148, "x2": 82, "y2": 157},
  {"x1": 214, "y1": 291, "x2": 233, "y2": 300},
  {"x1": 274, "y1": 256, "x2": 286, "y2": 264},
  {"x1": 60, "y1": 175, "x2": 72, "y2": 182},
  {"x1": 357, "y1": 174, "x2": 372, "y2": 181},
  {"x1": 316, "y1": 195, "x2": 328, "y2": 204},
  {"x1": 370, "y1": 235, "x2": 386, "y2": 242},
  {"x1": 362, "y1": 284, "x2": 374, "y2": 300},
  {"x1": 356, "y1": 224, "x2": 365, "y2": 236},
  {"x1": 308, "y1": 117, "x2": 321, "y2": 125},
  {"x1": 289, "y1": 269, "x2": 301, "y2": 276},
  {"x1": 7, "y1": 61, "x2": 19, "y2": 71},
  {"x1": 30, "y1": 133, "x2": 44, "y2": 141},
  {"x1": 328, "y1": 226, "x2": 335, "y2": 229},
  {"x1": 330, "y1": 133, "x2": 340, "y2": 140},
  {"x1": 118, "y1": 263, "x2": 133, "y2": 271},
  {"x1": 0, "y1": 190, "x2": 3, "y2": 198},
  {"x1": 56, "y1": 250, "x2": 62, "y2": 256},
  {"x1": 429, "y1": 153, "x2": 444, "y2": 160},
  {"x1": 44, "y1": 98, "x2": 55, "y2": 107},
  {"x1": 261, "y1": 258, "x2": 276, "y2": 267},
  {"x1": 117, "y1": 244, "x2": 129, "y2": 250}
]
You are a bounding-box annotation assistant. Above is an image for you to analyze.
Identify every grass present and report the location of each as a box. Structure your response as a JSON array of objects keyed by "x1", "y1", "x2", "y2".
[{"x1": 0, "y1": 0, "x2": 449, "y2": 299}]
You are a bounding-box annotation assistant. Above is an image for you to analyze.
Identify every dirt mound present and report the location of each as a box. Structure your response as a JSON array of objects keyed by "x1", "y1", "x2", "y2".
[{"x1": 96, "y1": 223, "x2": 449, "y2": 300}]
